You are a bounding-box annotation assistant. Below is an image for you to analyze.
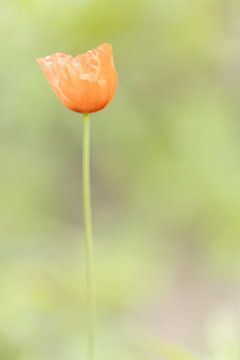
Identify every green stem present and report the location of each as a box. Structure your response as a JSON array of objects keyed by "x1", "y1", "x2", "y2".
[{"x1": 82, "y1": 113, "x2": 96, "y2": 360}]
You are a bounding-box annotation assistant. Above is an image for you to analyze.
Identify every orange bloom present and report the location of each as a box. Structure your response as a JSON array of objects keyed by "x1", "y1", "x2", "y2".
[{"x1": 37, "y1": 43, "x2": 118, "y2": 113}]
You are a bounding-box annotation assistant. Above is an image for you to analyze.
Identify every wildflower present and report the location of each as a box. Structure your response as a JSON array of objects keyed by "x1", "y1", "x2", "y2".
[{"x1": 37, "y1": 43, "x2": 117, "y2": 113}]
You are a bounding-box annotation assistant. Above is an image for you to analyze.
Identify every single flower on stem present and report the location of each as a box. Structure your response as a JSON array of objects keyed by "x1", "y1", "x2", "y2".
[
  {"x1": 37, "y1": 43, "x2": 118, "y2": 113},
  {"x1": 37, "y1": 43, "x2": 118, "y2": 360}
]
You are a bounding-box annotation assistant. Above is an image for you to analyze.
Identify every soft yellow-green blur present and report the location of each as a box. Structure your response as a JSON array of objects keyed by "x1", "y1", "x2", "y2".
[{"x1": 1, "y1": 0, "x2": 240, "y2": 359}]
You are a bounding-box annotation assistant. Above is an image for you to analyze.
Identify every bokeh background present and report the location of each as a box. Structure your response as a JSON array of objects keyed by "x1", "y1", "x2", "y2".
[{"x1": 1, "y1": 0, "x2": 240, "y2": 359}]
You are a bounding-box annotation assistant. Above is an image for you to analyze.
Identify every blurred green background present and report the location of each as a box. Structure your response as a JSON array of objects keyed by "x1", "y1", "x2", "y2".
[{"x1": 1, "y1": 0, "x2": 240, "y2": 359}]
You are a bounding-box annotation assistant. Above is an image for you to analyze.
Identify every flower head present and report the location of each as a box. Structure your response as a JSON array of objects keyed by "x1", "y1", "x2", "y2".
[{"x1": 37, "y1": 43, "x2": 118, "y2": 113}]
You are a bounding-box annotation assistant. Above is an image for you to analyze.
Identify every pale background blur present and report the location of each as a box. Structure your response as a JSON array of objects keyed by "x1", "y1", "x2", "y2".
[{"x1": 1, "y1": 0, "x2": 240, "y2": 359}]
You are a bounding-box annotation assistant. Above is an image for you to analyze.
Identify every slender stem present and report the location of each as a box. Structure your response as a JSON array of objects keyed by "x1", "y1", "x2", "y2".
[{"x1": 82, "y1": 113, "x2": 96, "y2": 360}]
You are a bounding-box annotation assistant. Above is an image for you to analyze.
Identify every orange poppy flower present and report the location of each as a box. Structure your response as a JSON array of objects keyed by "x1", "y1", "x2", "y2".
[{"x1": 37, "y1": 43, "x2": 118, "y2": 113}]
